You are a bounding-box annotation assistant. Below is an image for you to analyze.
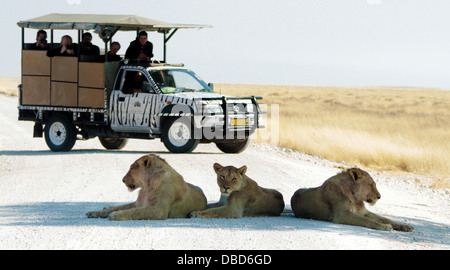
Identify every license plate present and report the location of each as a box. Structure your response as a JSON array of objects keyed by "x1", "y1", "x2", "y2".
[{"x1": 231, "y1": 118, "x2": 247, "y2": 126}]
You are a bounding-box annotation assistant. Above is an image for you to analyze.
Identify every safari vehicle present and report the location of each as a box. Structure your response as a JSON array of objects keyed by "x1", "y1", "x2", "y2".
[{"x1": 17, "y1": 14, "x2": 264, "y2": 153}]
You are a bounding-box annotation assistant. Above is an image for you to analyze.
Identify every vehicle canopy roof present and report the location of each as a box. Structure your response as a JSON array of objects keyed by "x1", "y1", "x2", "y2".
[
  {"x1": 18, "y1": 13, "x2": 212, "y2": 62},
  {"x1": 17, "y1": 13, "x2": 211, "y2": 32}
]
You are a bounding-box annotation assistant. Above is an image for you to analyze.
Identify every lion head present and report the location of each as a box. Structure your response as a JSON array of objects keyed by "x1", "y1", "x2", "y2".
[
  {"x1": 346, "y1": 168, "x2": 381, "y2": 205},
  {"x1": 213, "y1": 163, "x2": 247, "y2": 194},
  {"x1": 122, "y1": 154, "x2": 167, "y2": 192}
]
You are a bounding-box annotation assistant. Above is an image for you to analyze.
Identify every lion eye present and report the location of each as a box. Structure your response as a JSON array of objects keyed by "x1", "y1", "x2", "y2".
[{"x1": 231, "y1": 178, "x2": 236, "y2": 182}]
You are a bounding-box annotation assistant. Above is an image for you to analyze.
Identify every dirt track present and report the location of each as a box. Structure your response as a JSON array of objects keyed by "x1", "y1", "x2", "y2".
[{"x1": 0, "y1": 94, "x2": 448, "y2": 250}]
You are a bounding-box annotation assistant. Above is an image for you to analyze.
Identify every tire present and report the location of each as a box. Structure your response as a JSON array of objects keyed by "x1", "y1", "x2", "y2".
[
  {"x1": 161, "y1": 117, "x2": 199, "y2": 153},
  {"x1": 216, "y1": 138, "x2": 250, "y2": 154},
  {"x1": 44, "y1": 114, "x2": 77, "y2": 152},
  {"x1": 99, "y1": 137, "x2": 128, "y2": 150}
]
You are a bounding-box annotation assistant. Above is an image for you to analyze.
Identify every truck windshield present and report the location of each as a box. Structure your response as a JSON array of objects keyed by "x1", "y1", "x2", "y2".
[{"x1": 148, "y1": 69, "x2": 214, "y2": 94}]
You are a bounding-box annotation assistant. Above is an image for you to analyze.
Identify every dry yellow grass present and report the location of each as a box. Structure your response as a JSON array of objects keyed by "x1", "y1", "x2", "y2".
[
  {"x1": 0, "y1": 77, "x2": 20, "y2": 96},
  {"x1": 1, "y1": 78, "x2": 448, "y2": 188},
  {"x1": 217, "y1": 83, "x2": 450, "y2": 189}
]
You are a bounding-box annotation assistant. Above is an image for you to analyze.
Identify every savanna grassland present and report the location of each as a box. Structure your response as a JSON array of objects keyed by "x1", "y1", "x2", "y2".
[
  {"x1": 217, "y1": 83, "x2": 450, "y2": 188},
  {"x1": 1, "y1": 77, "x2": 448, "y2": 188}
]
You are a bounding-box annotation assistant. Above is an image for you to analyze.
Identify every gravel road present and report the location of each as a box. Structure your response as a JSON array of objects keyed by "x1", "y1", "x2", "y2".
[{"x1": 0, "y1": 94, "x2": 448, "y2": 250}]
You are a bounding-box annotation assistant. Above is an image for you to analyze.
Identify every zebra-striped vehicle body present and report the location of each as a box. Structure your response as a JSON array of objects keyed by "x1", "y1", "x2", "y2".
[{"x1": 107, "y1": 65, "x2": 264, "y2": 153}]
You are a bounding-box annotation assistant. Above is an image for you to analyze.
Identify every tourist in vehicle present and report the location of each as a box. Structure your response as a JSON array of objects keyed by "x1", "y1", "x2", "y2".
[
  {"x1": 125, "y1": 31, "x2": 153, "y2": 61},
  {"x1": 107, "y1": 42, "x2": 122, "y2": 62},
  {"x1": 29, "y1": 30, "x2": 48, "y2": 50},
  {"x1": 122, "y1": 71, "x2": 145, "y2": 94},
  {"x1": 80, "y1": 32, "x2": 100, "y2": 56},
  {"x1": 46, "y1": 35, "x2": 78, "y2": 57}
]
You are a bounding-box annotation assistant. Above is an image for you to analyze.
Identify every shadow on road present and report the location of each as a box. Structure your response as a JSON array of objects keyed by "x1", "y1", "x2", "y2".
[
  {"x1": 0, "y1": 149, "x2": 223, "y2": 156},
  {"x1": 0, "y1": 201, "x2": 447, "y2": 247}
]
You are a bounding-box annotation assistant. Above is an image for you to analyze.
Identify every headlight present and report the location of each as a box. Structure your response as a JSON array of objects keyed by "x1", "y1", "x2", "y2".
[{"x1": 202, "y1": 104, "x2": 223, "y2": 114}]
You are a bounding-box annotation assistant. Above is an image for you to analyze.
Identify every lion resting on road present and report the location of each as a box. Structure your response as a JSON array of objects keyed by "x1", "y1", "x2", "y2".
[
  {"x1": 291, "y1": 168, "x2": 414, "y2": 232},
  {"x1": 86, "y1": 154, "x2": 207, "y2": 221},
  {"x1": 190, "y1": 163, "x2": 285, "y2": 218}
]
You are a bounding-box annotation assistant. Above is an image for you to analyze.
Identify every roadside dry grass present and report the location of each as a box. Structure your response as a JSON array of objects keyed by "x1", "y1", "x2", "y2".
[
  {"x1": 217, "y1": 83, "x2": 450, "y2": 189},
  {"x1": 0, "y1": 77, "x2": 20, "y2": 96}
]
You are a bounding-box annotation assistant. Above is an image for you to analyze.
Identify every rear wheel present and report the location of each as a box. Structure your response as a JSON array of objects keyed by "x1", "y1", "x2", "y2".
[
  {"x1": 161, "y1": 117, "x2": 199, "y2": 153},
  {"x1": 215, "y1": 138, "x2": 250, "y2": 154},
  {"x1": 99, "y1": 137, "x2": 128, "y2": 150},
  {"x1": 44, "y1": 114, "x2": 77, "y2": 152}
]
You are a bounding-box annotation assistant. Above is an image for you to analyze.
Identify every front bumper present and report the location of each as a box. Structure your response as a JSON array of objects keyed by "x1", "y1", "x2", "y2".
[{"x1": 197, "y1": 96, "x2": 265, "y2": 128}]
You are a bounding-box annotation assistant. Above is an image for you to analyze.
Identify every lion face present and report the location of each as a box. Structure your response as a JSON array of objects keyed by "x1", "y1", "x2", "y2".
[
  {"x1": 213, "y1": 163, "x2": 247, "y2": 194},
  {"x1": 122, "y1": 156, "x2": 151, "y2": 192},
  {"x1": 348, "y1": 168, "x2": 381, "y2": 205}
]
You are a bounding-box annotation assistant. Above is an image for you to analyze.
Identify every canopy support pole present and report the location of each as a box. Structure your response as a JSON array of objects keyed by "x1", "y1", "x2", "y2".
[
  {"x1": 50, "y1": 30, "x2": 54, "y2": 50},
  {"x1": 21, "y1": 28, "x2": 25, "y2": 50},
  {"x1": 163, "y1": 28, "x2": 178, "y2": 63}
]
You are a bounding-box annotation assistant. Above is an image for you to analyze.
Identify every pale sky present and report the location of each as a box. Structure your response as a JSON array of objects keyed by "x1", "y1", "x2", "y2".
[{"x1": 1, "y1": 0, "x2": 450, "y2": 89}]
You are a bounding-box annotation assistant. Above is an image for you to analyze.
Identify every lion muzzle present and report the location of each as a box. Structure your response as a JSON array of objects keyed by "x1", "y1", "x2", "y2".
[{"x1": 122, "y1": 176, "x2": 137, "y2": 191}]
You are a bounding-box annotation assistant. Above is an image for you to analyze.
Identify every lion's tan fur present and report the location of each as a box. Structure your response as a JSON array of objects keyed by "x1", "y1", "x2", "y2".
[
  {"x1": 190, "y1": 163, "x2": 285, "y2": 218},
  {"x1": 86, "y1": 154, "x2": 207, "y2": 221},
  {"x1": 291, "y1": 168, "x2": 414, "y2": 232}
]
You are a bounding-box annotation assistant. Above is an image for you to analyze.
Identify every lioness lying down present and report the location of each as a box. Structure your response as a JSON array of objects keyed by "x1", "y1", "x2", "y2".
[
  {"x1": 291, "y1": 168, "x2": 414, "y2": 232},
  {"x1": 190, "y1": 163, "x2": 285, "y2": 218},
  {"x1": 86, "y1": 154, "x2": 207, "y2": 221}
]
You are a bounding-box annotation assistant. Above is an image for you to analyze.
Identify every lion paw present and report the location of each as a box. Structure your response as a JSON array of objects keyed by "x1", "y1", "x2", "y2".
[
  {"x1": 86, "y1": 211, "x2": 101, "y2": 218},
  {"x1": 190, "y1": 210, "x2": 211, "y2": 218},
  {"x1": 108, "y1": 212, "x2": 122, "y2": 221},
  {"x1": 86, "y1": 210, "x2": 111, "y2": 218},
  {"x1": 380, "y1": 223, "x2": 393, "y2": 231},
  {"x1": 189, "y1": 211, "x2": 201, "y2": 218},
  {"x1": 108, "y1": 211, "x2": 130, "y2": 221},
  {"x1": 397, "y1": 224, "x2": 414, "y2": 232}
]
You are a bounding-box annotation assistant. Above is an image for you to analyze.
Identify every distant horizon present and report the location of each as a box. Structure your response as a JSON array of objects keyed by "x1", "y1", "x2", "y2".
[
  {"x1": 2, "y1": 0, "x2": 450, "y2": 89},
  {"x1": 1, "y1": 75, "x2": 448, "y2": 92}
]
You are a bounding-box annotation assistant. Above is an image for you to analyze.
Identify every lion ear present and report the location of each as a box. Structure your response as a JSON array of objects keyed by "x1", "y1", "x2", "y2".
[
  {"x1": 213, "y1": 163, "x2": 223, "y2": 173},
  {"x1": 348, "y1": 168, "x2": 362, "y2": 181},
  {"x1": 140, "y1": 156, "x2": 152, "y2": 168},
  {"x1": 238, "y1": 165, "x2": 247, "y2": 175}
]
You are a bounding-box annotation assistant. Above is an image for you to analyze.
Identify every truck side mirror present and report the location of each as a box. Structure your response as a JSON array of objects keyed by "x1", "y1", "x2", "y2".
[{"x1": 208, "y1": 83, "x2": 214, "y2": 91}]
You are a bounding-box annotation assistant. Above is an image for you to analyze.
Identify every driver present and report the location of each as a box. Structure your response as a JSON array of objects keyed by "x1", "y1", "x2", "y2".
[{"x1": 123, "y1": 72, "x2": 145, "y2": 94}]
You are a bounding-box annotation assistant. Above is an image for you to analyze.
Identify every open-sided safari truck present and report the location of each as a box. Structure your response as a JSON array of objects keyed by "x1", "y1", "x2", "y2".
[{"x1": 17, "y1": 14, "x2": 265, "y2": 153}]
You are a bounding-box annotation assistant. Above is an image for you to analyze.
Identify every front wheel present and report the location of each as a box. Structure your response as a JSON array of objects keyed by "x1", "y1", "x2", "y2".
[
  {"x1": 215, "y1": 138, "x2": 250, "y2": 154},
  {"x1": 44, "y1": 114, "x2": 77, "y2": 152},
  {"x1": 161, "y1": 117, "x2": 199, "y2": 153}
]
